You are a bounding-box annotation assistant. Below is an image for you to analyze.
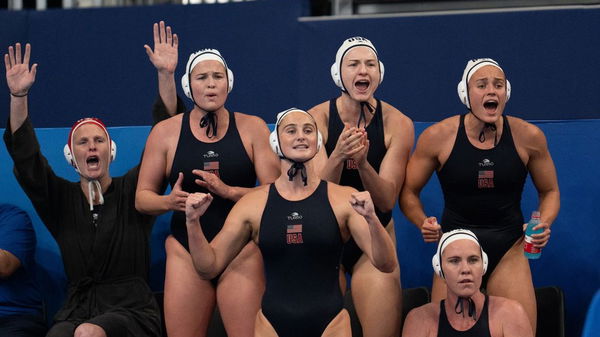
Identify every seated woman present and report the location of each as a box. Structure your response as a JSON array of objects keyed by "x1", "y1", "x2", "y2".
[
  {"x1": 402, "y1": 229, "x2": 533, "y2": 337},
  {"x1": 184, "y1": 108, "x2": 397, "y2": 336}
]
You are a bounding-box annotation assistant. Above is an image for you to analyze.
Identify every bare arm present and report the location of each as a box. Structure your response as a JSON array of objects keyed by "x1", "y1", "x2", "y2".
[
  {"x1": 524, "y1": 125, "x2": 560, "y2": 248},
  {"x1": 5, "y1": 43, "x2": 37, "y2": 133},
  {"x1": 358, "y1": 109, "x2": 414, "y2": 212},
  {"x1": 135, "y1": 120, "x2": 189, "y2": 215},
  {"x1": 185, "y1": 192, "x2": 256, "y2": 279},
  {"x1": 0, "y1": 249, "x2": 20, "y2": 279},
  {"x1": 318, "y1": 124, "x2": 365, "y2": 184},
  {"x1": 144, "y1": 21, "x2": 179, "y2": 115},
  {"x1": 399, "y1": 125, "x2": 443, "y2": 242},
  {"x1": 345, "y1": 190, "x2": 396, "y2": 272},
  {"x1": 192, "y1": 115, "x2": 280, "y2": 201}
]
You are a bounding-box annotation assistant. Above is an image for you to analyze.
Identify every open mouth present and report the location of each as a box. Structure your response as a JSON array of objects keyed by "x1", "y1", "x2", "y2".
[
  {"x1": 483, "y1": 100, "x2": 498, "y2": 111},
  {"x1": 459, "y1": 279, "x2": 473, "y2": 284},
  {"x1": 355, "y1": 80, "x2": 370, "y2": 91},
  {"x1": 86, "y1": 155, "x2": 100, "y2": 168}
]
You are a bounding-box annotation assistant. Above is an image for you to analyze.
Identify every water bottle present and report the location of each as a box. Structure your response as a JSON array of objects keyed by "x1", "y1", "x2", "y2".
[{"x1": 524, "y1": 211, "x2": 543, "y2": 259}]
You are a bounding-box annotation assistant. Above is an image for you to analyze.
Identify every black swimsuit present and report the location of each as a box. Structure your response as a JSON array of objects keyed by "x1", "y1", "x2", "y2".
[
  {"x1": 325, "y1": 98, "x2": 390, "y2": 271},
  {"x1": 259, "y1": 181, "x2": 343, "y2": 336},
  {"x1": 438, "y1": 295, "x2": 492, "y2": 337},
  {"x1": 169, "y1": 110, "x2": 256, "y2": 249},
  {"x1": 437, "y1": 115, "x2": 527, "y2": 284}
]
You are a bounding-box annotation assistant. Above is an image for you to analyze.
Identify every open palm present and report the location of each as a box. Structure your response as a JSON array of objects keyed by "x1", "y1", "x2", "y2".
[
  {"x1": 144, "y1": 21, "x2": 178, "y2": 74},
  {"x1": 4, "y1": 43, "x2": 37, "y2": 95}
]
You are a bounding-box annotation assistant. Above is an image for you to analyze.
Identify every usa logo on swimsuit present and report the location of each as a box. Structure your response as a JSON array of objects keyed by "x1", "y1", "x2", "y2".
[
  {"x1": 204, "y1": 161, "x2": 220, "y2": 178},
  {"x1": 346, "y1": 159, "x2": 358, "y2": 170},
  {"x1": 478, "y1": 170, "x2": 494, "y2": 188},
  {"x1": 286, "y1": 224, "x2": 304, "y2": 244}
]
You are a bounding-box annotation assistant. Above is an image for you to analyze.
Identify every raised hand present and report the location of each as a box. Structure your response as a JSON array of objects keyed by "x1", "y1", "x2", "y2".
[
  {"x1": 4, "y1": 43, "x2": 37, "y2": 96},
  {"x1": 144, "y1": 21, "x2": 178, "y2": 74},
  {"x1": 192, "y1": 169, "x2": 232, "y2": 200},
  {"x1": 185, "y1": 192, "x2": 213, "y2": 224},
  {"x1": 421, "y1": 216, "x2": 442, "y2": 243},
  {"x1": 349, "y1": 131, "x2": 369, "y2": 167},
  {"x1": 168, "y1": 172, "x2": 190, "y2": 212},
  {"x1": 350, "y1": 191, "x2": 376, "y2": 219}
]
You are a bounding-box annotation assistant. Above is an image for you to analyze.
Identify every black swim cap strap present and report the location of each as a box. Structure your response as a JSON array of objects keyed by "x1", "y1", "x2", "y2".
[
  {"x1": 470, "y1": 111, "x2": 498, "y2": 146},
  {"x1": 454, "y1": 297, "x2": 478, "y2": 321},
  {"x1": 287, "y1": 162, "x2": 308, "y2": 186},
  {"x1": 358, "y1": 101, "x2": 375, "y2": 128},
  {"x1": 200, "y1": 111, "x2": 218, "y2": 138}
]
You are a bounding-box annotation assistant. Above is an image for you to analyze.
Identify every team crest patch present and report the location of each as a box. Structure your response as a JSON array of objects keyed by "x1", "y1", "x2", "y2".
[{"x1": 286, "y1": 224, "x2": 303, "y2": 244}]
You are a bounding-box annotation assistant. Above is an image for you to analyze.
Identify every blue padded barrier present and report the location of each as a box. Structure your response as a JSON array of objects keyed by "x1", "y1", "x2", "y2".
[
  {"x1": 1, "y1": 119, "x2": 599, "y2": 336},
  {"x1": 582, "y1": 289, "x2": 600, "y2": 337}
]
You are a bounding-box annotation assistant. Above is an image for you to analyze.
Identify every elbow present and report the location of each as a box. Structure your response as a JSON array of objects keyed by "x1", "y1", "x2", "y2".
[
  {"x1": 376, "y1": 260, "x2": 397, "y2": 274},
  {"x1": 191, "y1": 263, "x2": 218, "y2": 280},
  {"x1": 379, "y1": 199, "x2": 395, "y2": 214},
  {"x1": 0, "y1": 263, "x2": 15, "y2": 279},
  {"x1": 196, "y1": 270, "x2": 216, "y2": 281},
  {"x1": 373, "y1": 255, "x2": 397, "y2": 274},
  {"x1": 135, "y1": 192, "x2": 161, "y2": 216}
]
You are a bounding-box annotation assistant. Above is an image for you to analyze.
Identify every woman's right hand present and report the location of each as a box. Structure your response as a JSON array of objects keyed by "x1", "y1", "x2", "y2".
[
  {"x1": 168, "y1": 172, "x2": 190, "y2": 212},
  {"x1": 421, "y1": 216, "x2": 442, "y2": 243},
  {"x1": 144, "y1": 21, "x2": 178, "y2": 75},
  {"x1": 4, "y1": 43, "x2": 37, "y2": 96},
  {"x1": 185, "y1": 192, "x2": 213, "y2": 224}
]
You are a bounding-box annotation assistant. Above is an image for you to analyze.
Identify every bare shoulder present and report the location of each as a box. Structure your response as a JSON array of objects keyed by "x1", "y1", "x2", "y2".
[
  {"x1": 149, "y1": 113, "x2": 183, "y2": 140},
  {"x1": 414, "y1": 115, "x2": 459, "y2": 153},
  {"x1": 234, "y1": 111, "x2": 270, "y2": 129},
  {"x1": 403, "y1": 303, "x2": 439, "y2": 336},
  {"x1": 489, "y1": 295, "x2": 526, "y2": 313},
  {"x1": 327, "y1": 182, "x2": 359, "y2": 210},
  {"x1": 307, "y1": 100, "x2": 331, "y2": 135},
  {"x1": 488, "y1": 295, "x2": 533, "y2": 336},
  {"x1": 238, "y1": 183, "x2": 270, "y2": 206},
  {"x1": 234, "y1": 112, "x2": 271, "y2": 137},
  {"x1": 380, "y1": 100, "x2": 413, "y2": 123},
  {"x1": 327, "y1": 181, "x2": 358, "y2": 199},
  {"x1": 307, "y1": 100, "x2": 330, "y2": 117},
  {"x1": 408, "y1": 302, "x2": 439, "y2": 319},
  {"x1": 507, "y1": 116, "x2": 546, "y2": 141}
]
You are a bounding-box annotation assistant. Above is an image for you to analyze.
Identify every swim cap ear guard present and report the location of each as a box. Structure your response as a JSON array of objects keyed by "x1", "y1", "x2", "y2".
[
  {"x1": 432, "y1": 229, "x2": 489, "y2": 279},
  {"x1": 457, "y1": 58, "x2": 511, "y2": 109},
  {"x1": 181, "y1": 48, "x2": 234, "y2": 99},
  {"x1": 63, "y1": 117, "x2": 116, "y2": 172},
  {"x1": 330, "y1": 36, "x2": 384, "y2": 91},
  {"x1": 269, "y1": 108, "x2": 322, "y2": 158}
]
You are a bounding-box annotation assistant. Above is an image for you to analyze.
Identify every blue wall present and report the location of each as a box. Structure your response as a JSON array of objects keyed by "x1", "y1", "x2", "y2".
[
  {"x1": 1, "y1": 2, "x2": 599, "y2": 127},
  {"x1": 1, "y1": 2, "x2": 599, "y2": 336}
]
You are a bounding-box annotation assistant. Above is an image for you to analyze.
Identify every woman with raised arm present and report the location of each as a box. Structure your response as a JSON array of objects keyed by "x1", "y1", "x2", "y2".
[
  {"x1": 136, "y1": 21, "x2": 280, "y2": 337},
  {"x1": 4, "y1": 42, "x2": 174, "y2": 337}
]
